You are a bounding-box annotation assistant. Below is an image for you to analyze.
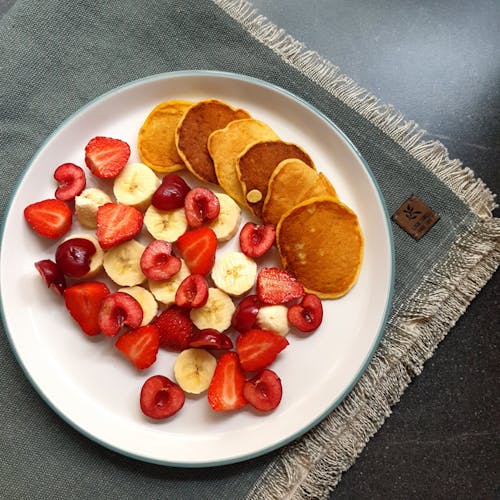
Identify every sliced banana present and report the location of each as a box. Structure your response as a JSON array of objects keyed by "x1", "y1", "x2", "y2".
[
  {"x1": 148, "y1": 259, "x2": 189, "y2": 306},
  {"x1": 144, "y1": 205, "x2": 188, "y2": 242},
  {"x1": 173, "y1": 348, "x2": 217, "y2": 394},
  {"x1": 256, "y1": 305, "x2": 290, "y2": 336},
  {"x1": 103, "y1": 239, "x2": 145, "y2": 287},
  {"x1": 64, "y1": 233, "x2": 104, "y2": 278},
  {"x1": 113, "y1": 162, "x2": 160, "y2": 212},
  {"x1": 211, "y1": 251, "x2": 257, "y2": 296},
  {"x1": 75, "y1": 188, "x2": 112, "y2": 229},
  {"x1": 190, "y1": 287, "x2": 235, "y2": 332},
  {"x1": 118, "y1": 285, "x2": 158, "y2": 326},
  {"x1": 208, "y1": 193, "x2": 241, "y2": 241}
]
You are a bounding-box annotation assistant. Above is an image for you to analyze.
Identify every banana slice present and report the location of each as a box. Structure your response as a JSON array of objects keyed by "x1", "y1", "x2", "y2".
[
  {"x1": 256, "y1": 305, "x2": 290, "y2": 336},
  {"x1": 118, "y1": 285, "x2": 158, "y2": 326},
  {"x1": 211, "y1": 252, "x2": 257, "y2": 296},
  {"x1": 208, "y1": 193, "x2": 241, "y2": 241},
  {"x1": 173, "y1": 348, "x2": 217, "y2": 394},
  {"x1": 190, "y1": 287, "x2": 235, "y2": 332},
  {"x1": 148, "y1": 259, "x2": 189, "y2": 306},
  {"x1": 75, "y1": 188, "x2": 112, "y2": 229},
  {"x1": 113, "y1": 162, "x2": 160, "y2": 212},
  {"x1": 64, "y1": 233, "x2": 104, "y2": 278},
  {"x1": 103, "y1": 239, "x2": 145, "y2": 286},
  {"x1": 144, "y1": 205, "x2": 188, "y2": 242}
]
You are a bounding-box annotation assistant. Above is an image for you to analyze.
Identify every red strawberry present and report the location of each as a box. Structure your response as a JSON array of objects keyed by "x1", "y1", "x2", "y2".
[
  {"x1": 140, "y1": 375, "x2": 185, "y2": 419},
  {"x1": 24, "y1": 199, "x2": 72, "y2": 239},
  {"x1": 188, "y1": 329, "x2": 233, "y2": 350},
  {"x1": 34, "y1": 259, "x2": 67, "y2": 296},
  {"x1": 96, "y1": 203, "x2": 143, "y2": 249},
  {"x1": 153, "y1": 306, "x2": 194, "y2": 351},
  {"x1": 287, "y1": 294, "x2": 323, "y2": 333},
  {"x1": 239, "y1": 222, "x2": 276, "y2": 258},
  {"x1": 98, "y1": 292, "x2": 143, "y2": 337},
  {"x1": 231, "y1": 294, "x2": 262, "y2": 333},
  {"x1": 236, "y1": 329, "x2": 289, "y2": 372},
  {"x1": 63, "y1": 281, "x2": 110, "y2": 336},
  {"x1": 184, "y1": 187, "x2": 220, "y2": 227},
  {"x1": 175, "y1": 274, "x2": 209, "y2": 308},
  {"x1": 243, "y1": 369, "x2": 283, "y2": 412},
  {"x1": 115, "y1": 324, "x2": 160, "y2": 369},
  {"x1": 140, "y1": 240, "x2": 181, "y2": 281},
  {"x1": 176, "y1": 227, "x2": 217, "y2": 275},
  {"x1": 53, "y1": 162, "x2": 86, "y2": 201},
  {"x1": 208, "y1": 352, "x2": 247, "y2": 411},
  {"x1": 256, "y1": 267, "x2": 304, "y2": 305},
  {"x1": 84, "y1": 136, "x2": 130, "y2": 179}
]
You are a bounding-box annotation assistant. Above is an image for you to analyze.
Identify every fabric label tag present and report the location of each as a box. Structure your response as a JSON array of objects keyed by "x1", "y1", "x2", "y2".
[{"x1": 392, "y1": 195, "x2": 440, "y2": 240}]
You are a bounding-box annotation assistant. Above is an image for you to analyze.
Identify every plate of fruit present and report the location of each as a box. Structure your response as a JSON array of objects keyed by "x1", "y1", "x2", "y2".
[{"x1": 0, "y1": 71, "x2": 393, "y2": 466}]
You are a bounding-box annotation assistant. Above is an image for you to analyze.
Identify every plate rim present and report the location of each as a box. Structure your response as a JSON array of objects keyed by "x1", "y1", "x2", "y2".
[{"x1": 0, "y1": 70, "x2": 395, "y2": 467}]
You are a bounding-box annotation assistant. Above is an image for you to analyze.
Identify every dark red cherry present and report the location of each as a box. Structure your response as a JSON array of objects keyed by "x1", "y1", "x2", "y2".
[
  {"x1": 55, "y1": 238, "x2": 96, "y2": 277},
  {"x1": 151, "y1": 174, "x2": 191, "y2": 210}
]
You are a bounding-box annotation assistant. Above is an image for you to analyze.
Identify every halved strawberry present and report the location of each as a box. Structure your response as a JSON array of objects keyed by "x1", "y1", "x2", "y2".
[
  {"x1": 35, "y1": 259, "x2": 67, "y2": 296},
  {"x1": 184, "y1": 187, "x2": 220, "y2": 227},
  {"x1": 236, "y1": 329, "x2": 289, "y2": 372},
  {"x1": 84, "y1": 136, "x2": 130, "y2": 179},
  {"x1": 53, "y1": 163, "x2": 86, "y2": 201},
  {"x1": 140, "y1": 375, "x2": 185, "y2": 419},
  {"x1": 175, "y1": 274, "x2": 209, "y2": 308},
  {"x1": 256, "y1": 267, "x2": 304, "y2": 305},
  {"x1": 153, "y1": 306, "x2": 194, "y2": 351},
  {"x1": 176, "y1": 227, "x2": 217, "y2": 275},
  {"x1": 98, "y1": 292, "x2": 143, "y2": 336},
  {"x1": 188, "y1": 329, "x2": 233, "y2": 350},
  {"x1": 239, "y1": 222, "x2": 276, "y2": 258},
  {"x1": 243, "y1": 369, "x2": 283, "y2": 412},
  {"x1": 140, "y1": 240, "x2": 181, "y2": 281},
  {"x1": 287, "y1": 294, "x2": 323, "y2": 332},
  {"x1": 115, "y1": 324, "x2": 160, "y2": 369},
  {"x1": 208, "y1": 352, "x2": 247, "y2": 411},
  {"x1": 24, "y1": 199, "x2": 72, "y2": 239},
  {"x1": 96, "y1": 203, "x2": 143, "y2": 249},
  {"x1": 63, "y1": 281, "x2": 110, "y2": 336}
]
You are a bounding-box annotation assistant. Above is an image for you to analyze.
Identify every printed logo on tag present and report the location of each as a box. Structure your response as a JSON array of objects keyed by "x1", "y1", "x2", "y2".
[{"x1": 392, "y1": 195, "x2": 440, "y2": 240}]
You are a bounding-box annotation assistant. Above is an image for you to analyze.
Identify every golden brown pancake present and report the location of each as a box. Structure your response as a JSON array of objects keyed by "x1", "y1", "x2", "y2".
[
  {"x1": 175, "y1": 99, "x2": 250, "y2": 184},
  {"x1": 237, "y1": 140, "x2": 315, "y2": 218},
  {"x1": 262, "y1": 158, "x2": 337, "y2": 225},
  {"x1": 208, "y1": 119, "x2": 279, "y2": 206},
  {"x1": 277, "y1": 196, "x2": 363, "y2": 299},
  {"x1": 138, "y1": 100, "x2": 193, "y2": 173}
]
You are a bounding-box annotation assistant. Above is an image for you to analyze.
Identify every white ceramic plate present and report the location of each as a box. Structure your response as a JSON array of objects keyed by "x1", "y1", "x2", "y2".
[{"x1": 0, "y1": 71, "x2": 393, "y2": 467}]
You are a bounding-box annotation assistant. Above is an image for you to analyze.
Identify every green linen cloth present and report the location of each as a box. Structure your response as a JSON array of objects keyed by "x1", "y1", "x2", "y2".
[{"x1": 0, "y1": 1, "x2": 498, "y2": 498}]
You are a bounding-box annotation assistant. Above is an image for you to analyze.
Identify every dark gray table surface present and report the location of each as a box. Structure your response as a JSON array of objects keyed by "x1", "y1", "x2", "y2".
[{"x1": 1, "y1": 1, "x2": 499, "y2": 499}]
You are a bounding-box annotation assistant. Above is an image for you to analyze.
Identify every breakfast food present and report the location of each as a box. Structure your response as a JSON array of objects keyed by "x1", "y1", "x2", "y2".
[
  {"x1": 277, "y1": 196, "x2": 363, "y2": 298},
  {"x1": 176, "y1": 99, "x2": 250, "y2": 184}
]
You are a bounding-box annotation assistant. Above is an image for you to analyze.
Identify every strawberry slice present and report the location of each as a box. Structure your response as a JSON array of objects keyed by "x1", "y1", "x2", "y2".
[
  {"x1": 24, "y1": 199, "x2": 72, "y2": 239},
  {"x1": 140, "y1": 375, "x2": 185, "y2": 419},
  {"x1": 115, "y1": 324, "x2": 160, "y2": 369},
  {"x1": 84, "y1": 136, "x2": 130, "y2": 179},
  {"x1": 63, "y1": 281, "x2": 110, "y2": 336},
  {"x1": 53, "y1": 163, "x2": 86, "y2": 201},
  {"x1": 239, "y1": 222, "x2": 276, "y2": 258},
  {"x1": 208, "y1": 352, "x2": 247, "y2": 411},
  {"x1": 243, "y1": 369, "x2": 283, "y2": 412},
  {"x1": 236, "y1": 329, "x2": 289, "y2": 372},
  {"x1": 256, "y1": 267, "x2": 304, "y2": 305},
  {"x1": 175, "y1": 274, "x2": 209, "y2": 308},
  {"x1": 176, "y1": 227, "x2": 217, "y2": 275},
  {"x1": 153, "y1": 306, "x2": 194, "y2": 351},
  {"x1": 96, "y1": 203, "x2": 143, "y2": 249},
  {"x1": 140, "y1": 240, "x2": 181, "y2": 281},
  {"x1": 287, "y1": 294, "x2": 323, "y2": 332},
  {"x1": 98, "y1": 292, "x2": 143, "y2": 337}
]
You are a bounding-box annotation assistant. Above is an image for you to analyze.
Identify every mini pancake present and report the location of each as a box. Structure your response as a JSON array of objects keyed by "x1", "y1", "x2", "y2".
[
  {"x1": 208, "y1": 119, "x2": 279, "y2": 206},
  {"x1": 277, "y1": 196, "x2": 363, "y2": 299},
  {"x1": 262, "y1": 158, "x2": 338, "y2": 225},
  {"x1": 237, "y1": 140, "x2": 315, "y2": 218},
  {"x1": 176, "y1": 99, "x2": 250, "y2": 184},
  {"x1": 138, "y1": 100, "x2": 193, "y2": 173}
]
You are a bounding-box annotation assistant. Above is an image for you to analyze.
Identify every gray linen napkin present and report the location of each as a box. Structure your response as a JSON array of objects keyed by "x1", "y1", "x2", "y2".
[{"x1": 0, "y1": 1, "x2": 498, "y2": 499}]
